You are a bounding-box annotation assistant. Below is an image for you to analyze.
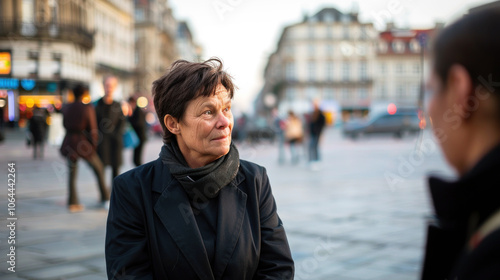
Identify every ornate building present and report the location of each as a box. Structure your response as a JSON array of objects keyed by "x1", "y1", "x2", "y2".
[
  {"x1": 133, "y1": 0, "x2": 178, "y2": 96},
  {"x1": 0, "y1": 0, "x2": 95, "y2": 125},
  {"x1": 259, "y1": 8, "x2": 378, "y2": 122},
  {"x1": 92, "y1": 0, "x2": 135, "y2": 101}
]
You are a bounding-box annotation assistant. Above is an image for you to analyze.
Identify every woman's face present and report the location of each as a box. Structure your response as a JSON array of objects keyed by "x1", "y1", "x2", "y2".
[
  {"x1": 175, "y1": 85, "x2": 233, "y2": 168},
  {"x1": 427, "y1": 69, "x2": 462, "y2": 172}
]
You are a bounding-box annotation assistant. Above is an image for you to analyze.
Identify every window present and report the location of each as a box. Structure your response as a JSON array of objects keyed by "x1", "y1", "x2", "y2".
[
  {"x1": 378, "y1": 83, "x2": 387, "y2": 99},
  {"x1": 28, "y1": 51, "x2": 39, "y2": 77},
  {"x1": 308, "y1": 25, "x2": 315, "y2": 39},
  {"x1": 343, "y1": 25, "x2": 349, "y2": 39},
  {"x1": 359, "y1": 88, "x2": 368, "y2": 99},
  {"x1": 286, "y1": 87, "x2": 297, "y2": 101},
  {"x1": 52, "y1": 53, "x2": 62, "y2": 78},
  {"x1": 342, "y1": 62, "x2": 350, "y2": 81},
  {"x1": 325, "y1": 88, "x2": 334, "y2": 100},
  {"x1": 397, "y1": 84, "x2": 405, "y2": 98},
  {"x1": 325, "y1": 62, "x2": 334, "y2": 81},
  {"x1": 286, "y1": 44, "x2": 294, "y2": 56},
  {"x1": 341, "y1": 88, "x2": 350, "y2": 100},
  {"x1": 306, "y1": 86, "x2": 317, "y2": 99},
  {"x1": 308, "y1": 44, "x2": 315, "y2": 57},
  {"x1": 308, "y1": 61, "x2": 316, "y2": 81},
  {"x1": 359, "y1": 61, "x2": 368, "y2": 81},
  {"x1": 324, "y1": 13, "x2": 334, "y2": 23},
  {"x1": 48, "y1": 0, "x2": 58, "y2": 36},
  {"x1": 360, "y1": 25, "x2": 367, "y2": 40},
  {"x1": 396, "y1": 63, "x2": 405, "y2": 75},
  {"x1": 413, "y1": 62, "x2": 420, "y2": 74},
  {"x1": 21, "y1": 0, "x2": 36, "y2": 36},
  {"x1": 411, "y1": 84, "x2": 420, "y2": 98},
  {"x1": 285, "y1": 62, "x2": 296, "y2": 80},
  {"x1": 326, "y1": 25, "x2": 333, "y2": 38},
  {"x1": 409, "y1": 39, "x2": 421, "y2": 53},
  {"x1": 392, "y1": 40, "x2": 406, "y2": 53},
  {"x1": 379, "y1": 63, "x2": 387, "y2": 74},
  {"x1": 135, "y1": 8, "x2": 146, "y2": 22},
  {"x1": 325, "y1": 44, "x2": 333, "y2": 56}
]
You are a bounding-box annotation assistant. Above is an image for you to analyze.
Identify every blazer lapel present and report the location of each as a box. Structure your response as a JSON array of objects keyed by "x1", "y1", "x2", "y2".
[
  {"x1": 154, "y1": 178, "x2": 215, "y2": 280},
  {"x1": 213, "y1": 173, "x2": 247, "y2": 279}
]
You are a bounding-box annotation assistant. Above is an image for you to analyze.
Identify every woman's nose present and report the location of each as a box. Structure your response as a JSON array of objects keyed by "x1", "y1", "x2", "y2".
[{"x1": 216, "y1": 111, "x2": 231, "y2": 129}]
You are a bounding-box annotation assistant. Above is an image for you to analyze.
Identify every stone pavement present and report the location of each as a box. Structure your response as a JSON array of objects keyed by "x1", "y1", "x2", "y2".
[{"x1": 0, "y1": 126, "x2": 454, "y2": 280}]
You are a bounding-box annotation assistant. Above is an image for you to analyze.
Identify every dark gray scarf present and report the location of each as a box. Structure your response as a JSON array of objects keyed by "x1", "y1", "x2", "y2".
[{"x1": 160, "y1": 140, "x2": 240, "y2": 203}]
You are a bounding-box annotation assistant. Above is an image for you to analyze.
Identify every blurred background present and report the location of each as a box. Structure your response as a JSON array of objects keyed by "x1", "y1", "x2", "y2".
[{"x1": 0, "y1": 0, "x2": 497, "y2": 279}]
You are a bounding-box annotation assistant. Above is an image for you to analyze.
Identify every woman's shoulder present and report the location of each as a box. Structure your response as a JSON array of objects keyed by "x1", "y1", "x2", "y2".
[
  {"x1": 114, "y1": 159, "x2": 161, "y2": 190},
  {"x1": 239, "y1": 160, "x2": 268, "y2": 180},
  {"x1": 240, "y1": 159, "x2": 265, "y2": 171}
]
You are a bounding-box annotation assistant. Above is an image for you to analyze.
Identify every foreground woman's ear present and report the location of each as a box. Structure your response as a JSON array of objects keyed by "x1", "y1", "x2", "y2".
[
  {"x1": 164, "y1": 115, "x2": 181, "y2": 135},
  {"x1": 446, "y1": 64, "x2": 474, "y2": 120}
]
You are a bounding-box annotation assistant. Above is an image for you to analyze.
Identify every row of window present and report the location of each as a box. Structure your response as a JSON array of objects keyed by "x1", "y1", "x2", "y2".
[
  {"x1": 282, "y1": 61, "x2": 421, "y2": 81},
  {"x1": 288, "y1": 24, "x2": 373, "y2": 40},
  {"x1": 285, "y1": 61, "x2": 369, "y2": 81},
  {"x1": 378, "y1": 62, "x2": 421, "y2": 75},
  {"x1": 378, "y1": 39, "x2": 422, "y2": 54},
  {"x1": 285, "y1": 87, "x2": 369, "y2": 101},
  {"x1": 283, "y1": 84, "x2": 420, "y2": 102},
  {"x1": 375, "y1": 84, "x2": 420, "y2": 99},
  {"x1": 285, "y1": 43, "x2": 370, "y2": 57}
]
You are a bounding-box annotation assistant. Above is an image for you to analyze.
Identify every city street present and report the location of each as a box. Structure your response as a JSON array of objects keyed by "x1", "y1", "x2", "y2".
[{"x1": 0, "y1": 126, "x2": 454, "y2": 280}]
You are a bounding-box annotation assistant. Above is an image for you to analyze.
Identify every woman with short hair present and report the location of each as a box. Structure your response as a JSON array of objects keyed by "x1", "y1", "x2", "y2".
[
  {"x1": 105, "y1": 58, "x2": 294, "y2": 279},
  {"x1": 422, "y1": 8, "x2": 500, "y2": 279}
]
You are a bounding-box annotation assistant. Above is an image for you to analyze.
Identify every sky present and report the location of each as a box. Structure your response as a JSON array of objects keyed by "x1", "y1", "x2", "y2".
[{"x1": 168, "y1": 0, "x2": 493, "y2": 115}]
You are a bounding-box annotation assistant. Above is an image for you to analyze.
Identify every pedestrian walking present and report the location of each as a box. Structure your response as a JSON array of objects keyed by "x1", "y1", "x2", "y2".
[
  {"x1": 95, "y1": 75, "x2": 125, "y2": 186},
  {"x1": 106, "y1": 58, "x2": 294, "y2": 279},
  {"x1": 272, "y1": 108, "x2": 286, "y2": 164},
  {"x1": 28, "y1": 104, "x2": 49, "y2": 159},
  {"x1": 60, "y1": 84, "x2": 109, "y2": 213},
  {"x1": 421, "y1": 8, "x2": 500, "y2": 280},
  {"x1": 308, "y1": 101, "x2": 326, "y2": 164},
  {"x1": 127, "y1": 96, "x2": 147, "y2": 166},
  {"x1": 284, "y1": 110, "x2": 303, "y2": 165}
]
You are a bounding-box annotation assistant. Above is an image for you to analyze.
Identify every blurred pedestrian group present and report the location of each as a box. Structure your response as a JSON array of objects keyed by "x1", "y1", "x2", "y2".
[
  {"x1": 57, "y1": 75, "x2": 147, "y2": 212},
  {"x1": 271, "y1": 103, "x2": 326, "y2": 168}
]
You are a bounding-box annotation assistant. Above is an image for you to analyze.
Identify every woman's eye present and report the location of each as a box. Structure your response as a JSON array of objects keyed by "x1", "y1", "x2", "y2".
[
  {"x1": 204, "y1": 110, "x2": 212, "y2": 115},
  {"x1": 223, "y1": 107, "x2": 230, "y2": 112}
]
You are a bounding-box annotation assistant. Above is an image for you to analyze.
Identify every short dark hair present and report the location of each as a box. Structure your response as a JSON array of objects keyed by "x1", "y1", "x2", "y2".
[
  {"x1": 433, "y1": 8, "x2": 500, "y2": 95},
  {"x1": 73, "y1": 84, "x2": 85, "y2": 99},
  {"x1": 152, "y1": 57, "x2": 236, "y2": 143}
]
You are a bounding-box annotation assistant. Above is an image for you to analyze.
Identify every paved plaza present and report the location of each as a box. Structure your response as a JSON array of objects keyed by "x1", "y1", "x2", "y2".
[{"x1": 0, "y1": 127, "x2": 454, "y2": 280}]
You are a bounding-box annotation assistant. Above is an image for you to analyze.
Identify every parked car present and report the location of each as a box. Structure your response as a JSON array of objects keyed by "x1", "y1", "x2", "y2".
[
  {"x1": 342, "y1": 110, "x2": 422, "y2": 139},
  {"x1": 233, "y1": 116, "x2": 276, "y2": 144}
]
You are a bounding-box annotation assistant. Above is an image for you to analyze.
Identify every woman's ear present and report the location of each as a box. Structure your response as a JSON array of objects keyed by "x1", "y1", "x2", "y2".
[
  {"x1": 447, "y1": 64, "x2": 474, "y2": 118},
  {"x1": 164, "y1": 115, "x2": 181, "y2": 135}
]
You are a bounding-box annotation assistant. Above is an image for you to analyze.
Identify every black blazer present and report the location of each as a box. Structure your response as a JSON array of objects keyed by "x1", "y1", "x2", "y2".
[
  {"x1": 421, "y1": 143, "x2": 500, "y2": 279},
  {"x1": 105, "y1": 157, "x2": 294, "y2": 280}
]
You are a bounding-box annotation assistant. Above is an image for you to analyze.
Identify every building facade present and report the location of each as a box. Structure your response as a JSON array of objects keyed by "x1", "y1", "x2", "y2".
[
  {"x1": 0, "y1": 0, "x2": 95, "y2": 126},
  {"x1": 92, "y1": 0, "x2": 135, "y2": 101},
  {"x1": 134, "y1": 0, "x2": 178, "y2": 96},
  {"x1": 259, "y1": 7, "x2": 443, "y2": 123},
  {"x1": 260, "y1": 8, "x2": 378, "y2": 122},
  {"x1": 372, "y1": 27, "x2": 437, "y2": 115},
  {"x1": 176, "y1": 21, "x2": 201, "y2": 62}
]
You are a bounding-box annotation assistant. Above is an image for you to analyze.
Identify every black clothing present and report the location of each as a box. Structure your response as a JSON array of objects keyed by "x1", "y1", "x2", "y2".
[
  {"x1": 421, "y1": 143, "x2": 500, "y2": 279},
  {"x1": 160, "y1": 141, "x2": 240, "y2": 201},
  {"x1": 105, "y1": 156, "x2": 294, "y2": 279},
  {"x1": 129, "y1": 106, "x2": 147, "y2": 166},
  {"x1": 308, "y1": 110, "x2": 326, "y2": 162},
  {"x1": 61, "y1": 100, "x2": 109, "y2": 206},
  {"x1": 95, "y1": 98, "x2": 124, "y2": 169}
]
